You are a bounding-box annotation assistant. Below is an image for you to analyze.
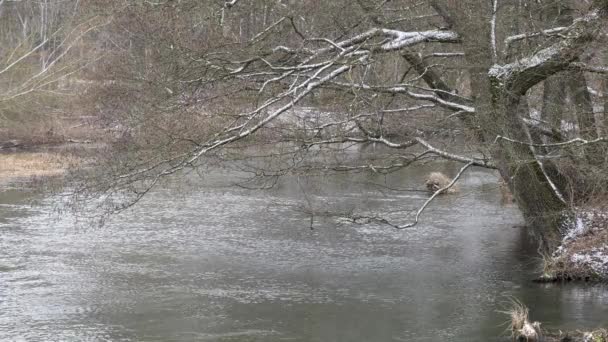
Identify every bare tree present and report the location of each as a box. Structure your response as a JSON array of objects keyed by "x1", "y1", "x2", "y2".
[
  {"x1": 0, "y1": 0, "x2": 107, "y2": 143},
  {"x1": 82, "y1": 0, "x2": 608, "y2": 251}
]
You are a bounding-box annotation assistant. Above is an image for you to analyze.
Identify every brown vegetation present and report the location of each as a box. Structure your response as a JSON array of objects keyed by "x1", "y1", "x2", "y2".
[
  {"x1": 505, "y1": 301, "x2": 608, "y2": 342},
  {"x1": 0, "y1": 152, "x2": 81, "y2": 182},
  {"x1": 424, "y1": 172, "x2": 458, "y2": 194},
  {"x1": 0, "y1": 117, "x2": 104, "y2": 148},
  {"x1": 506, "y1": 300, "x2": 543, "y2": 342}
]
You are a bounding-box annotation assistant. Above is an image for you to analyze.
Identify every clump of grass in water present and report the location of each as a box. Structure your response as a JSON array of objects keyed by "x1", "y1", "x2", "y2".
[
  {"x1": 499, "y1": 299, "x2": 542, "y2": 342},
  {"x1": 424, "y1": 172, "x2": 459, "y2": 194},
  {"x1": 500, "y1": 299, "x2": 608, "y2": 341},
  {"x1": 536, "y1": 251, "x2": 560, "y2": 282}
]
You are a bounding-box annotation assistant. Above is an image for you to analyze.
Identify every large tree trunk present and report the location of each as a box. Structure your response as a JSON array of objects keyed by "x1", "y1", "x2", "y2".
[
  {"x1": 542, "y1": 76, "x2": 567, "y2": 135},
  {"x1": 604, "y1": 77, "x2": 608, "y2": 135},
  {"x1": 437, "y1": 0, "x2": 569, "y2": 250},
  {"x1": 569, "y1": 70, "x2": 595, "y2": 137},
  {"x1": 435, "y1": 0, "x2": 608, "y2": 249},
  {"x1": 489, "y1": 92, "x2": 567, "y2": 249}
]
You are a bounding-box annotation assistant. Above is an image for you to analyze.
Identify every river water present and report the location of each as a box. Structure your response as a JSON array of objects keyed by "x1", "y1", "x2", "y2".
[{"x1": 1, "y1": 160, "x2": 607, "y2": 341}]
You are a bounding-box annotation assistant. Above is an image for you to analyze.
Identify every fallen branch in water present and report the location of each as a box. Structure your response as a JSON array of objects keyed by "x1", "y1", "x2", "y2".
[
  {"x1": 396, "y1": 161, "x2": 474, "y2": 229},
  {"x1": 344, "y1": 161, "x2": 474, "y2": 229}
]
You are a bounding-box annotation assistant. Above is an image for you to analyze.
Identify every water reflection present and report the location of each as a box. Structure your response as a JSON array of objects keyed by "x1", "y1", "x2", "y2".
[{"x1": 1, "y1": 163, "x2": 607, "y2": 341}]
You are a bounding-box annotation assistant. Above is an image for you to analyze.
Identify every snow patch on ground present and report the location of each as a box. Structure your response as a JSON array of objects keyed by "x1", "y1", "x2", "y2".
[
  {"x1": 570, "y1": 246, "x2": 608, "y2": 276},
  {"x1": 562, "y1": 215, "x2": 589, "y2": 242},
  {"x1": 553, "y1": 209, "x2": 608, "y2": 278}
]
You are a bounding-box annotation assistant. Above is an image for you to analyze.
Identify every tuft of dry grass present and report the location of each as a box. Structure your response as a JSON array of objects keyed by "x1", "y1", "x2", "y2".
[
  {"x1": 424, "y1": 172, "x2": 459, "y2": 194},
  {"x1": 499, "y1": 299, "x2": 543, "y2": 342},
  {"x1": 0, "y1": 152, "x2": 81, "y2": 180},
  {"x1": 507, "y1": 300, "x2": 530, "y2": 333},
  {"x1": 501, "y1": 299, "x2": 607, "y2": 341}
]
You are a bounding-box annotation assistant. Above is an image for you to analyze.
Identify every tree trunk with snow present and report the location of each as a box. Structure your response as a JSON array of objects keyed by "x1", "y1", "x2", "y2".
[{"x1": 438, "y1": 0, "x2": 608, "y2": 248}]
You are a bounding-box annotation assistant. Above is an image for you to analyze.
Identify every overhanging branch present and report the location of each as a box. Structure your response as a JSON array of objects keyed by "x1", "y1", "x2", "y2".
[{"x1": 489, "y1": 3, "x2": 608, "y2": 95}]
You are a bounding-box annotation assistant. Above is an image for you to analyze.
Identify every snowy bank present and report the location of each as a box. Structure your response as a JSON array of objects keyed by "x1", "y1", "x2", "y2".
[{"x1": 539, "y1": 209, "x2": 608, "y2": 282}]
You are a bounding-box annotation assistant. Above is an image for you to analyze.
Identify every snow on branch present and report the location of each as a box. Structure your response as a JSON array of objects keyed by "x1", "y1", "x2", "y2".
[
  {"x1": 117, "y1": 61, "x2": 358, "y2": 184},
  {"x1": 224, "y1": 0, "x2": 240, "y2": 8},
  {"x1": 347, "y1": 122, "x2": 494, "y2": 168},
  {"x1": 569, "y1": 62, "x2": 608, "y2": 74},
  {"x1": 296, "y1": 121, "x2": 495, "y2": 169},
  {"x1": 493, "y1": 135, "x2": 607, "y2": 148},
  {"x1": 115, "y1": 25, "x2": 464, "y2": 190},
  {"x1": 328, "y1": 81, "x2": 475, "y2": 113},
  {"x1": 377, "y1": 29, "x2": 460, "y2": 51},
  {"x1": 422, "y1": 52, "x2": 465, "y2": 59},
  {"x1": 504, "y1": 26, "x2": 568, "y2": 50},
  {"x1": 381, "y1": 104, "x2": 436, "y2": 113},
  {"x1": 491, "y1": 0, "x2": 499, "y2": 62},
  {"x1": 346, "y1": 162, "x2": 475, "y2": 229},
  {"x1": 396, "y1": 161, "x2": 475, "y2": 229},
  {"x1": 414, "y1": 138, "x2": 495, "y2": 168},
  {"x1": 489, "y1": 4, "x2": 607, "y2": 95}
]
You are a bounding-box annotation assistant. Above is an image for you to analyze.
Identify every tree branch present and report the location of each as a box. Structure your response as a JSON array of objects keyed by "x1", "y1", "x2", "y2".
[
  {"x1": 489, "y1": 4, "x2": 608, "y2": 95},
  {"x1": 348, "y1": 161, "x2": 475, "y2": 229}
]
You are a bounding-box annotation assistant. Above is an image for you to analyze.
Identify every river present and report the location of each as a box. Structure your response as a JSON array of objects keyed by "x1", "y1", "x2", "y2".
[{"x1": 1, "y1": 159, "x2": 607, "y2": 341}]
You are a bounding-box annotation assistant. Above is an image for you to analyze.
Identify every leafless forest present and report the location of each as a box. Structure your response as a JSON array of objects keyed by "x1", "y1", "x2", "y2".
[{"x1": 2, "y1": 1, "x2": 608, "y2": 339}]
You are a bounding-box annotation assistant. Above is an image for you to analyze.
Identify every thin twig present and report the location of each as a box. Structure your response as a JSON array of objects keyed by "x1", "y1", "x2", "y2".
[
  {"x1": 396, "y1": 161, "x2": 474, "y2": 229},
  {"x1": 494, "y1": 135, "x2": 607, "y2": 148}
]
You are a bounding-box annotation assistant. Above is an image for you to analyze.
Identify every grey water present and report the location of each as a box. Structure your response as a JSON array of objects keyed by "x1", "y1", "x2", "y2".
[{"x1": 1, "y1": 160, "x2": 607, "y2": 341}]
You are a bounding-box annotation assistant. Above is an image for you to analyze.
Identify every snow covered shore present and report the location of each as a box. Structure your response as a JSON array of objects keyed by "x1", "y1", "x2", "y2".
[{"x1": 541, "y1": 209, "x2": 608, "y2": 282}]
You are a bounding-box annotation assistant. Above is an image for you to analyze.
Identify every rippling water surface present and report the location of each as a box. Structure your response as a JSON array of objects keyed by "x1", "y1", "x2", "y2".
[{"x1": 1, "y1": 162, "x2": 607, "y2": 341}]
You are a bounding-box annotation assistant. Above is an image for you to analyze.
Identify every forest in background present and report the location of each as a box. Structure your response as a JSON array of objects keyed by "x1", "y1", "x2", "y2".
[
  {"x1": 2, "y1": 1, "x2": 608, "y2": 340},
  {"x1": 2, "y1": 0, "x2": 608, "y2": 284}
]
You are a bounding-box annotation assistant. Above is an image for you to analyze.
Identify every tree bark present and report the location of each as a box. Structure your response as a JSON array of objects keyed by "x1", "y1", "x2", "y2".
[
  {"x1": 490, "y1": 93, "x2": 567, "y2": 249},
  {"x1": 434, "y1": 0, "x2": 608, "y2": 249},
  {"x1": 568, "y1": 69, "x2": 603, "y2": 163},
  {"x1": 604, "y1": 77, "x2": 608, "y2": 135},
  {"x1": 542, "y1": 75, "x2": 567, "y2": 134}
]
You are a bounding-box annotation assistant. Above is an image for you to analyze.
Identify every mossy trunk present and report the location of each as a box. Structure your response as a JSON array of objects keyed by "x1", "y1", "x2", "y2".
[
  {"x1": 604, "y1": 77, "x2": 608, "y2": 136},
  {"x1": 487, "y1": 89, "x2": 567, "y2": 250},
  {"x1": 439, "y1": 0, "x2": 570, "y2": 250},
  {"x1": 542, "y1": 75, "x2": 567, "y2": 135}
]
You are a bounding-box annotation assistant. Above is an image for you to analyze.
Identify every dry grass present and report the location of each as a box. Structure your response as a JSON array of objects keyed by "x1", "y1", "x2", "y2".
[
  {"x1": 0, "y1": 152, "x2": 81, "y2": 180},
  {"x1": 500, "y1": 299, "x2": 544, "y2": 342},
  {"x1": 424, "y1": 172, "x2": 459, "y2": 194},
  {"x1": 507, "y1": 300, "x2": 530, "y2": 333},
  {"x1": 501, "y1": 300, "x2": 608, "y2": 341},
  {"x1": 0, "y1": 112, "x2": 107, "y2": 147}
]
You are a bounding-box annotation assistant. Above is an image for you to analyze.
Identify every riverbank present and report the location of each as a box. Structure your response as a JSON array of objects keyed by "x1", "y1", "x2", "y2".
[
  {"x1": 0, "y1": 150, "x2": 83, "y2": 186},
  {"x1": 538, "y1": 209, "x2": 608, "y2": 283},
  {"x1": 508, "y1": 301, "x2": 608, "y2": 342},
  {"x1": 539, "y1": 328, "x2": 607, "y2": 342}
]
